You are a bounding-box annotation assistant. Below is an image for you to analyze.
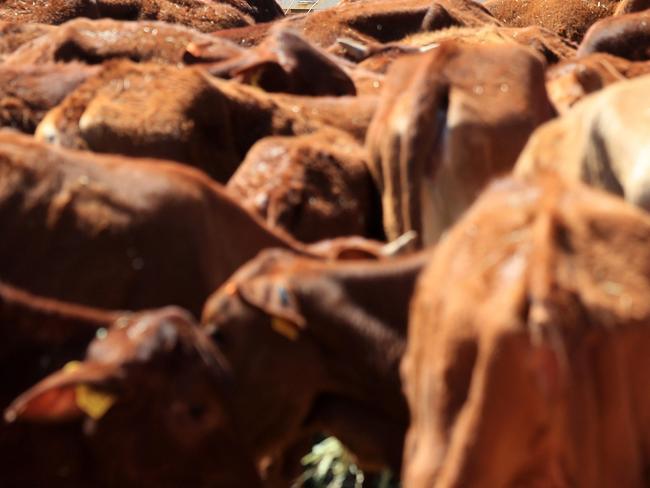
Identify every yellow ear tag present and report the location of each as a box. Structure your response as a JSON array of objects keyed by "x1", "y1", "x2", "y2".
[
  {"x1": 271, "y1": 317, "x2": 299, "y2": 341},
  {"x1": 63, "y1": 360, "x2": 82, "y2": 373},
  {"x1": 62, "y1": 361, "x2": 116, "y2": 420},
  {"x1": 75, "y1": 384, "x2": 116, "y2": 420}
]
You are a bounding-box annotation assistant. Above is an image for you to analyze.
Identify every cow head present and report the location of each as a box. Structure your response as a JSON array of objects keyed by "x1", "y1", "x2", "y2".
[
  {"x1": 202, "y1": 249, "x2": 329, "y2": 459},
  {"x1": 366, "y1": 41, "x2": 553, "y2": 248},
  {"x1": 209, "y1": 27, "x2": 357, "y2": 97},
  {"x1": 5, "y1": 306, "x2": 262, "y2": 487}
]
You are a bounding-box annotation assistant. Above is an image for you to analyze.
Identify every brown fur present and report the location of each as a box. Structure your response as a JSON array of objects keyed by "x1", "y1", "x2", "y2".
[
  {"x1": 403, "y1": 24, "x2": 578, "y2": 64},
  {"x1": 0, "y1": 63, "x2": 99, "y2": 134},
  {"x1": 421, "y1": 0, "x2": 501, "y2": 32},
  {"x1": 5, "y1": 307, "x2": 263, "y2": 487},
  {"x1": 0, "y1": 0, "x2": 100, "y2": 25},
  {"x1": 201, "y1": 249, "x2": 430, "y2": 479},
  {"x1": 484, "y1": 0, "x2": 650, "y2": 43},
  {"x1": 0, "y1": 131, "x2": 386, "y2": 314},
  {"x1": 270, "y1": 0, "x2": 433, "y2": 59},
  {"x1": 402, "y1": 174, "x2": 650, "y2": 486},
  {"x1": 0, "y1": 0, "x2": 266, "y2": 31},
  {"x1": 578, "y1": 10, "x2": 650, "y2": 60},
  {"x1": 0, "y1": 130, "x2": 301, "y2": 314},
  {"x1": 0, "y1": 22, "x2": 54, "y2": 62},
  {"x1": 2, "y1": 18, "x2": 245, "y2": 67},
  {"x1": 35, "y1": 60, "x2": 377, "y2": 182},
  {"x1": 207, "y1": 27, "x2": 357, "y2": 96},
  {"x1": 517, "y1": 74, "x2": 650, "y2": 211},
  {"x1": 227, "y1": 129, "x2": 383, "y2": 242},
  {"x1": 546, "y1": 52, "x2": 650, "y2": 112},
  {"x1": 0, "y1": 281, "x2": 118, "y2": 410},
  {"x1": 211, "y1": 22, "x2": 275, "y2": 48},
  {"x1": 6, "y1": 251, "x2": 427, "y2": 486},
  {"x1": 0, "y1": 281, "x2": 117, "y2": 487},
  {"x1": 365, "y1": 41, "x2": 553, "y2": 248}
]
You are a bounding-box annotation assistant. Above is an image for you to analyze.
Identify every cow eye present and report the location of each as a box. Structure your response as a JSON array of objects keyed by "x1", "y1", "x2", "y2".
[
  {"x1": 211, "y1": 327, "x2": 226, "y2": 345},
  {"x1": 188, "y1": 404, "x2": 206, "y2": 421}
]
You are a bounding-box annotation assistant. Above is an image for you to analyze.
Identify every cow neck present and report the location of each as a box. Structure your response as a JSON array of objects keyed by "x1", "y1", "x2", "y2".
[
  {"x1": 202, "y1": 179, "x2": 311, "y2": 289},
  {"x1": 294, "y1": 252, "x2": 428, "y2": 416}
]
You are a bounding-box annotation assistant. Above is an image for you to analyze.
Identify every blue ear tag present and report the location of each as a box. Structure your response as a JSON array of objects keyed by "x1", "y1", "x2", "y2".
[{"x1": 279, "y1": 287, "x2": 290, "y2": 307}]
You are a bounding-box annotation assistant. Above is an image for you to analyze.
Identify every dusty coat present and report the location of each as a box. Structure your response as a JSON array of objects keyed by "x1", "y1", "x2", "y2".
[
  {"x1": 516, "y1": 74, "x2": 650, "y2": 209},
  {"x1": 366, "y1": 41, "x2": 553, "y2": 247},
  {"x1": 227, "y1": 129, "x2": 382, "y2": 242},
  {"x1": 35, "y1": 60, "x2": 377, "y2": 182},
  {"x1": 402, "y1": 175, "x2": 650, "y2": 487}
]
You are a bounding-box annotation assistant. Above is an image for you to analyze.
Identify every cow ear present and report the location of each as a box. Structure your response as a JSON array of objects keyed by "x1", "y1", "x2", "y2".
[
  {"x1": 233, "y1": 60, "x2": 290, "y2": 92},
  {"x1": 237, "y1": 277, "x2": 306, "y2": 336},
  {"x1": 5, "y1": 361, "x2": 118, "y2": 424}
]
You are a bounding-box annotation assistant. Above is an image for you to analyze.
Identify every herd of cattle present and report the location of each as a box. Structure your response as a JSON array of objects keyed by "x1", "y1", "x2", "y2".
[{"x1": 1, "y1": 0, "x2": 650, "y2": 486}]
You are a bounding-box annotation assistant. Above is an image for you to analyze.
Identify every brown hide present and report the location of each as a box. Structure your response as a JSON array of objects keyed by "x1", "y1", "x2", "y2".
[
  {"x1": 365, "y1": 41, "x2": 553, "y2": 248},
  {"x1": 421, "y1": 0, "x2": 501, "y2": 31},
  {"x1": 0, "y1": 22, "x2": 54, "y2": 63},
  {"x1": 0, "y1": 282, "x2": 116, "y2": 486},
  {"x1": 207, "y1": 27, "x2": 357, "y2": 96},
  {"x1": 0, "y1": 282, "x2": 117, "y2": 410},
  {"x1": 35, "y1": 60, "x2": 377, "y2": 182},
  {"x1": 0, "y1": 0, "x2": 101, "y2": 25},
  {"x1": 0, "y1": 63, "x2": 100, "y2": 134},
  {"x1": 357, "y1": 24, "x2": 576, "y2": 76},
  {"x1": 578, "y1": 10, "x2": 650, "y2": 60},
  {"x1": 402, "y1": 175, "x2": 650, "y2": 487},
  {"x1": 2, "y1": 18, "x2": 245, "y2": 66},
  {"x1": 0, "y1": 0, "x2": 267, "y2": 31},
  {"x1": 0, "y1": 130, "x2": 297, "y2": 315},
  {"x1": 401, "y1": 25, "x2": 577, "y2": 64},
  {"x1": 201, "y1": 249, "x2": 430, "y2": 480},
  {"x1": 258, "y1": 0, "x2": 434, "y2": 58},
  {"x1": 227, "y1": 130, "x2": 383, "y2": 243},
  {"x1": 546, "y1": 52, "x2": 650, "y2": 112},
  {"x1": 516, "y1": 74, "x2": 650, "y2": 211},
  {"x1": 5, "y1": 307, "x2": 263, "y2": 487},
  {"x1": 484, "y1": 0, "x2": 650, "y2": 43},
  {"x1": 211, "y1": 22, "x2": 274, "y2": 48}
]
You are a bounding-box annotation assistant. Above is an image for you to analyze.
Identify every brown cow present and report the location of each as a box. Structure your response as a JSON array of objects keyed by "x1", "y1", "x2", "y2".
[
  {"x1": 97, "y1": 0, "x2": 283, "y2": 24},
  {"x1": 484, "y1": 0, "x2": 650, "y2": 43},
  {"x1": 227, "y1": 129, "x2": 383, "y2": 243},
  {"x1": 0, "y1": 281, "x2": 116, "y2": 486},
  {"x1": 0, "y1": 0, "x2": 269, "y2": 31},
  {"x1": 0, "y1": 0, "x2": 100, "y2": 25},
  {"x1": 516, "y1": 74, "x2": 650, "y2": 209},
  {"x1": 352, "y1": 24, "x2": 576, "y2": 76},
  {"x1": 420, "y1": 0, "x2": 501, "y2": 32},
  {"x1": 0, "y1": 63, "x2": 100, "y2": 133},
  {"x1": 206, "y1": 27, "x2": 357, "y2": 96},
  {"x1": 401, "y1": 25, "x2": 578, "y2": 64},
  {"x1": 4, "y1": 306, "x2": 263, "y2": 487},
  {"x1": 0, "y1": 281, "x2": 118, "y2": 410},
  {"x1": 35, "y1": 60, "x2": 377, "y2": 182},
  {"x1": 0, "y1": 130, "x2": 296, "y2": 315},
  {"x1": 0, "y1": 22, "x2": 54, "y2": 62},
  {"x1": 366, "y1": 41, "x2": 553, "y2": 248},
  {"x1": 200, "y1": 248, "x2": 430, "y2": 477},
  {"x1": 546, "y1": 52, "x2": 650, "y2": 112},
  {"x1": 2, "y1": 18, "x2": 245, "y2": 67},
  {"x1": 6, "y1": 248, "x2": 427, "y2": 485},
  {"x1": 402, "y1": 174, "x2": 650, "y2": 487},
  {"x1": 215, "y1": 0, "x2": 433, "y2": 58},
  {"x1": 578, "y1": 10, "x2": 650, "y2": 60},
  {"x1": 200, "y1": 248, "x2": 430, "y2": 482}
]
